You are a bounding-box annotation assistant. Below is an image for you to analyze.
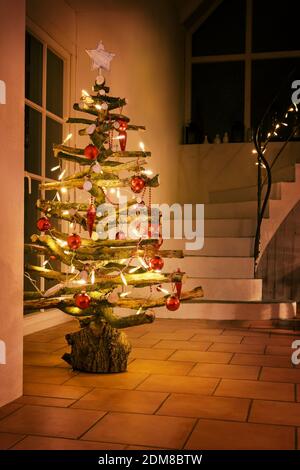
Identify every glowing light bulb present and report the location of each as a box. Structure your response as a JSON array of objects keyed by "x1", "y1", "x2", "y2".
[
  {"x1": 91, "y1": 270, "x2": 95, "y2": 285},
  {"x1": 138, "y1": 257, "x2": 149, "y2": 269},
  {"x1": 282, "y1": 122, "x2": 288, "y2": 126},
  {"x1": 95, "y1": 104, "x2": 102, "y2": 110},
  {"x1": 139, "y1": 142, "x2": 145, "y2": 152},
  {"x1": 61, "y1": 187, "x2": 68, "y2": 194},
  {"x1": 252, "y1": 149, "x2": 257, "y2": 154},
  {"x1": 51, "y1": 165, "x2": 60, "y2": 172},
  {"x1": 62, "y1": 210, "x2": 69, "y2": 216},
  {"x1": 110, "y1": 188, "x2": 116, "y2": 194},
  {"x1": 129, "y1": 266, "x2": 140, "y2": 273},
  {"x1": 63, "y1": 133, "x2": 72, "y2": 144},
  {"x1": 120, "y1": 272, "x2": 127, "y2": 286},
  {"x1": 81, "y1": 89, "x2": 90, "y2": 97},
  {"x1": 119, "y1": 291, "x2": 131, "y2": 298},
  {"x1": 58, "y1": 169, "x2": 66, "y2": 181},
  {"x1": 142, "y1": 169, "x2": 153, "y2": 176}
]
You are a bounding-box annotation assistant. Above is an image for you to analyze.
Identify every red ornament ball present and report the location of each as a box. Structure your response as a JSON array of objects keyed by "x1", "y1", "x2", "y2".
[
  {"x1": 37, "y1": 216, "x2": 51, "y2": 232},
  {"x1": 67, "y1": 233, "x2": 81, "y2": 250},
  {"x1": 84, "y1": 144, "x2": 99, "y2": 160},
  {"x1": 75, "y1": 292, "x2": 91, "y2": 309},
  {"x1": 115, "y1": 231, "x2": 126, "y2": 240},
  {"x1": 131, "y1": 175, "x2": 145, "y2": 193},
  {"x1": 166, "y1": 295, "x2": 180, "y2": 311},
  {"x1": 118, "y1": 119, "x2": 128, "y2": 132},
  {"x1": 149, "y1": 255, "x2": 164, "y2": 271}
]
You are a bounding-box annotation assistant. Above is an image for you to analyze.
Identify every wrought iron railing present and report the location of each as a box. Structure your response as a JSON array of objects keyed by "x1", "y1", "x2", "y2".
[{"x1": 253, "y1": 68, "x2": 300, "y2": 268}]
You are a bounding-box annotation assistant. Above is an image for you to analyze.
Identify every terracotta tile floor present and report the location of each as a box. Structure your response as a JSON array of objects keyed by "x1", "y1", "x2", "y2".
[{"x1": 0, "y1": 318, "x2": 300, "y2": 450}]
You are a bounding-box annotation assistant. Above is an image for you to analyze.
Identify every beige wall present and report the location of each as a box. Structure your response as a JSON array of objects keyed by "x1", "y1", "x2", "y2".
[
  {"x1": 0, "y1": 0, "x2": 25, "y2": 406},
  {"x1": 27, "y1": 0, "x2": 185, "y2": 205}
]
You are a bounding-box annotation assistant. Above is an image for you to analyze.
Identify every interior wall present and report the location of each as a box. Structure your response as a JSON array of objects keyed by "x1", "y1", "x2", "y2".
[
  {"x1": 0, "y1": 0, "x2": 25, "y2": 407},
  {"x1": 27, "y1": 0, "x2": 185, "y2": 206}
]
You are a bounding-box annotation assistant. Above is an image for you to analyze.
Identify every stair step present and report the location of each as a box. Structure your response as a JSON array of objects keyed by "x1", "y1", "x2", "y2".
[
  {"x1": 204, "y1": 218, "x2": 256, "y2": 237},
  {"x1": 209, "y1": 183, "x2": 281, "y2": 204},
  {"x1": 156, "y1": 300, "x2": 297, "y2": 320},
  {"x1": 164, "y1": 256, "x2": 254, "y2": 278},
  {"x1": 163, "y1": 237, "x2": 254, "y2": 256},
  {"x1": 205, "y1": 200, "x2": 269, "y2": 219},
  {"x1": 134, "y1": 278, "x2": 261, "y2": 301}
]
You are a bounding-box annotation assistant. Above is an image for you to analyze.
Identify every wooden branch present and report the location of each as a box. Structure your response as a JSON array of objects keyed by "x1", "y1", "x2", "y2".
[
  {"x1": 101, "y1": 306, "x2": 155, "y2": 328},
  {"x1": 40, "y1": 174, "x2": 158, "y2": 191}
]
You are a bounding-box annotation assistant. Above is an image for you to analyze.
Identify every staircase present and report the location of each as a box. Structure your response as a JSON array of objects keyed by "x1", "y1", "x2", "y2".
[{"x1": 158, "y1": 159, "x2": 300, "y2": 321}]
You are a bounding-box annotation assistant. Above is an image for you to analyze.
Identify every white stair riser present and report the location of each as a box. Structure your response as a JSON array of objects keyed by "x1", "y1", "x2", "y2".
[
  {"x1": 163, "y1": 237, "x2": 254, "y2": 257},
  {"x1": 209, "y1": 183, "x2": 281, "y2": 204},
  {"x1": 205, "y1": 200, "x2": 269, "y2": 219},
  {"x1": 163, "y1": 257, "x2": 254, "y2": 278},
  {"x1": 204, "y1": 219, "x2": 256, "y2": 237},
  {"x1": 133, "y1": 278, "x2": 262, "y2": 301},
  {"x1": 115, "y1": 302, "x2": 296, "y2": 320}
]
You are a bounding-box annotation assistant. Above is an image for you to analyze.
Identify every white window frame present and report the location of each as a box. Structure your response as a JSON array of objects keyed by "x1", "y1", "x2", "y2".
[
  {"x1": 185, "y1": 0, "x2": 300, "y2": 133},
  {"x1": 24, "y1": 19, "x2": 72, "y2": 292}
]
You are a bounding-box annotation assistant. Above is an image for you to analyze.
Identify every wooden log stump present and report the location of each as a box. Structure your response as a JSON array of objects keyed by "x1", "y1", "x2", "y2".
[{"x1": 62, "y1": 320, "x2": 131, "y2": 373}]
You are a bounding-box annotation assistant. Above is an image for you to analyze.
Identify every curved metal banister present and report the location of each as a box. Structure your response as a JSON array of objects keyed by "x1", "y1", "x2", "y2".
[{"x1": 253, "y1": 67, "x2": 300, "y2": 269}]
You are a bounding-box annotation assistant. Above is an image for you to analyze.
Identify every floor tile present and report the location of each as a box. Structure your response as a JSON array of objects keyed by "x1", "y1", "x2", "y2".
[
  {"x1": 222, "y1": 329, "x2": 269, "y2": 338},
  {"x1": 231, "y1": 353, "x2": 292, "y2": 368},
  {"x1": 215, "y1": 379, "x2": 294, "y2": 401},
  {"x1": 191, "y1": 334, "x2": 243, "y2": 344},
  {"x1": 64, "y1": 372, "x2": 149, "y2": 390},
  {"x1": 157, "y1": 393, "x2": 250, "y2": 421},
  {"x1": 128, "y1": 359, "x2": 194, "y2": 375},
  {"x1": 243, "y1": 336, "x2": 296, "y2": 346},
  {"x1": 153, "y1": 340, "x2": 212, "y2": 351},
  {"x1": 0, "y1": 405, "x2": 105, "y2": 439},
  {"x1": 82, "y1": 412, "x2": 195, "y2": 449},
  {"x1": 208, "y1": 343, "x2": 265, "y2": 354},
  {"x1": 137, "y1": 374, "x2": 218, "y2": 395},
  {"x1": 23, "y1": 383, "x2": 91, "y2": 400},
  {"x1": 297, "y1": 385, "x2": 300, "y2": 402},
  {"x1": 0, "y1": 403, "x2": 23, "y2": 420},
  {"x1": 12, "y1": 435, "x2": 125, "y2": 450},
  {"x1": 14, "y1": 396, "x2": 76, "y2": 408},
  {"x1": 129, "y1": 337, "x2": 161, "y2": 348},
  {"x1": 139, "y1": 331, "x2": 201, "y2": 341},
  {"x1": 185, "y1": 419, "x2": 294, "y2": 450},
  {"x1": 23, "y1": 365, "x2": 78, "y2": 385},
  {"x1": 189, "y1": 363, "x2": 260, "y2": 380},
  {"x1": 129, "y1": 348, "x2": 174, "y2": 360},
  {"x1": 265, "y1": 345, "x2": 292, "y2": 356},
  {"x1": 0, "y1": 433, "x2": 25, "y2": 450},
  {"x1": 250, "y1": 400, "x2": 300, "y2": 426},
  {"x1": 260, "y1": 367, "x2": 300, "y2": 383},
  {"x1": 71, "y1": 388, "x2": 167, "y2": 414},
  {"x1": 168, "y1": 350, "x2": 233, "y2": 364},
  {"x1": 23, "y1": 352, "x2": 64, "y2": 367},
  {"x1": 23, "y1": 342, "x2": 64, "y2": 353}
]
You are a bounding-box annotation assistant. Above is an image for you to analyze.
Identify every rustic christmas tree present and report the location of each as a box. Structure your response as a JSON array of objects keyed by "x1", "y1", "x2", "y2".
[{"x1": 24, "y1": 42, "x2": 203, "y2": 373}]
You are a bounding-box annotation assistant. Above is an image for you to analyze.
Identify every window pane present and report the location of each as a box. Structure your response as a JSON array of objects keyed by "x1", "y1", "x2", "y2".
[
  {"x1": 25, "y1": 105, "x2": 42, "y2": 175},
  {"x1": 252, "y1": 0, "x2": 300, "y2": 52},
  {"x1": 251, "y1": 58, "x2": 300, "y2": 133},
  {"x1": 46, "y1": 117, "x2": 63, "y2": 179},
  {"x1": 192, "y1": 0, "x2": 246, "y2": 56},
  {"x1": 24, "y1": 178, "x2": 40, "y2": 295},
  {"x1": 47, "y1": 49, "x2": 64, "y2": 117},
  {"x1": 191, "y1": 61, "x2": 245, "y2": 143},
  {"x1": 44, "y1": 189, "x2": 61, "y2": 291},
  {"x1": 25, "y1": 32, "x2": 43, "y2": 105}
]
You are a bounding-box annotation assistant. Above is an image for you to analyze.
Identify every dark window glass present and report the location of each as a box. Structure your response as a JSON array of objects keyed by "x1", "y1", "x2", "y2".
[
  {"x1": 251, "y1": 58, "x2": 300, "y2": 133},
  {"x1": 47, "y1": 49, "x2": 64, "y2": 117},
  {"x1": 192, "y1": 0, "x2": 246, "y2": 56},
  {"x1": 191, "y1": 61, "x2": 245, "y2": 143},
  {"x1": 25, "y1": 105, "x2": 42, "y2": 175},
  {"x1": 46, "y1": 117, "x2": 63, "y2": 179},
  {"x1": 25, "y1": 32, "x2": 43, "y2": 105},
  {"x1": 252, "y1": 0, "x2": 300, "y2": 52},
  {"x1": 24, "y1": 178, "x2": 40, "y2": 295}
]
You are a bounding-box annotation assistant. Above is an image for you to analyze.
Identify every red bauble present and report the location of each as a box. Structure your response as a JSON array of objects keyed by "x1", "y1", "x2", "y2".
[
  {"x1": 67, "y1": 233, "x2": 81, "y2": 250},
  {"x1": 37, "y1": 216, "x2": 51, "y2": 231},
  {"x1": 119, "y1": 130, "x2": 127, "y2": 151},
  {"x1": 131, "y1": 175, "x2": 145, "y2": 193},
  {"x1": 87, "y1": 203, "x2": 96, "y2": 238},
  {"x1": 149, "y1": 255, "x2": 164, "y2": 271},
  {"x1": 166, "y1": 295, "x2": 180, "y2": 311},
  {"x1": 118, "y1": 119, "x2": 128, "y2": 132},
  {"x1": 75, "y1": 292, "x2": 90, "y2": 309},
  {"x1": 84, "y1": 144, "x2": 99, "y2": 160},
  {"x1": 115, "y1": 231, "x2": 126, "y2": 240}
]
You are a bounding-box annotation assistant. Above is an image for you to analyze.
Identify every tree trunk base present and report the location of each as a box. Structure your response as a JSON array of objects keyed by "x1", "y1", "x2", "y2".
[{"x1": 62, "y1": 321, "x2": 131, "y2": 373}]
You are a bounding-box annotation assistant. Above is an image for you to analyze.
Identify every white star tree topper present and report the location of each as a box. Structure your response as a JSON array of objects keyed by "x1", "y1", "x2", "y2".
[{"x1": 86, "y1": 41, "x2": 115, "y2": 71}]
